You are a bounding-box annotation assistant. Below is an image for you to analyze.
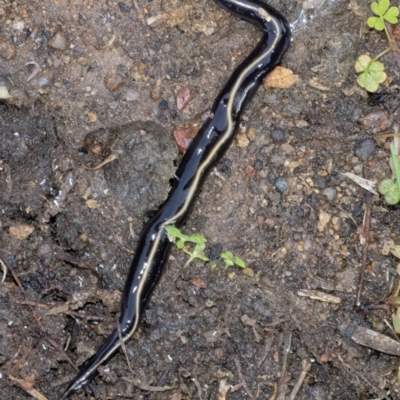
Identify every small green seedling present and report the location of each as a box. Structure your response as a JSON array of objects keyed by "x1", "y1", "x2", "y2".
[
  {"x1": 221, "y1": 251, "x2": 246, "y2": 269},
  {"x1": 367, "y1": 0, "x2": 399, "y2": 30},
  {"x1": 378, "y1": 142, "x2": 400, "y2": 205},
  {"x1": 165, "y1": 225, "x2": 209, "y2": 267},
  {"x1": 355, "y1": 0, "x2": 399, "y2": 92},
  {"x1": 165, "y1": 226, "x2": 246, "y2": 270},
  {"x1": 355, "y1": 55, "x2": 387, "y2": 93}
]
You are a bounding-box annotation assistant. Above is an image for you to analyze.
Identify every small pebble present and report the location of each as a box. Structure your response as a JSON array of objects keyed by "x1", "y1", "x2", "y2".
[
  {"x1": 159, "y1": 99, "x2": 168, "y2": 110},
  {"x1": 12, "y1": 21, "x2": 25, "y2": 31},
  {"x1": 48, "y1": 30, "x2": 68, "y2": 51},
  {"x1": 296, "y1": 119, "x2": 309, "y2": 128},
  {"x1": 271, "y1": 128, "x2": 287, "y2": 143},
  {"x1": 126, "y1": 89, "x2": 139, "y2": 102},
  {"x1": 323, "y1": 187, "x2": 336, "y2": 201},
  {"x1": 106, "y1": 73, "x2": 123, "y2": 92},
  {"x1": 353, "y1": 164, "x2": 363, "y2": 174},
  {"x1": 150, "y1": 88, "x2": 161, "y2": 101},
  {"x1": 280, "y1": 143, "x2": 294, "y2": 154},
  {"x1": 118, "y1": 2, "x2": 131, "y2": 13},
  {"x1": 358, "y1": 110, "x2": 391, "y2": 131},
  {"x1": 313, "y1": 175, "x2": 327, "y2": 189},
  {"x1": 0, "y1": 40, "x2": 15, "y2": 60},
  {"x1": 275, "y1": 177, "x2": 288, "y2": 193},
  {"x1": 353, "y1": 138, "x2": 376, "y2": 161}
]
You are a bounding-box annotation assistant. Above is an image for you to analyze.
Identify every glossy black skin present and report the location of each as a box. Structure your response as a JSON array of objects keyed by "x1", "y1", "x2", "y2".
[{"x1": 60, "y1": 1, "x2": 290, "y2": 398}]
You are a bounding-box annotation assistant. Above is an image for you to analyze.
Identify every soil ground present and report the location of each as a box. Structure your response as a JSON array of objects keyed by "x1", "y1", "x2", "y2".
[{"x1": 1, "y1": 0, "x2": 400, "y2": 399}]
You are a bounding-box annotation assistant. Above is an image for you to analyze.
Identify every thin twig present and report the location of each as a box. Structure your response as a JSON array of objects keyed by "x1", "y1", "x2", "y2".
[
  {"x1": 355, "y1": 191, "x2": 372, "y2": 308},
  {"x1": 337, "y1": 355, "x2": 388, "y2": 399},
  {"x1": 121, "y1": 377, "x2": 174, "y2": 392},
  {"x1": 267, "y1": 383, "x2": 278, "y2": 400},
  {"x1": 234, "y1": 357, "x2": 256, "y2": 400},
  {"x1": 25, "y1": 61, "x2": 41, "y2": 82},
  {"x1": 257, "y1": 335, "x2": 274, "y2": 368},
  {"x1": 43, "y1": 337, "x2": 78, "y2": 371},
  {"x1": 0, "y1": 256, "x2": 7, "y2": 282},
  {"x1": 191, "y1": 377, "x2": 204, "y2": 400},
  {"x1": 276, "y1": 331, "x2": 292, "y2": 400},
  {"x1": 287, "y1": 359, "x2": 312, "y2": 400},
  {"x1": 0, "y1": 253, "x2": 24, "y2": 291}
]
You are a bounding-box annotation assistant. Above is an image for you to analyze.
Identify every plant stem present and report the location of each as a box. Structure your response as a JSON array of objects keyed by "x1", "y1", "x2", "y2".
[
  {"x1": 390, "y1": 142, "x2": 400, "y2": 192},
  {"x1": 373, "y1": 46, "x2": 391, "y2": 62}
]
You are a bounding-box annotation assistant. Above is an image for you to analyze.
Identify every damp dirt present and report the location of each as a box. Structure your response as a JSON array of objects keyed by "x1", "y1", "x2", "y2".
[{"x1": 1, "y1": 0, "x2": 400, "y2": 399}]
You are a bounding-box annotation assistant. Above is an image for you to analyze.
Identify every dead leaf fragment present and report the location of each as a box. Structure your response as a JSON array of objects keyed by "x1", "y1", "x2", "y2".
[
  {"x1": 308, "y1": 78, "x2": 330, "y2": 91},
  {"x1": 297, "y1": 289, "x2": 341, "y2": 304},
  {"x1": 351, "y1": 325, "x2": 400, "y2": 356},
  {"x1": 190, "y1": 278, "x2": 207, "y2": 289},
  {"x1": 242, "y1": 267, "x2": 254, "y2": 277},
  {"x1": 264, "y1": 66, "x2": 299, "y2": 89},
  {"x1": 236, "y1": 132, "x2": 250, "y2": 148},
  {"x1": 173, "y1": 126, "x2": 192, "y2": 153},
  {"x1": 218, "y1": 379, "x2": 230, "y2": 400},
  {"x1": 8, "y1": 374, "x2": 48, "y2": 400},
  {"x1": 176, "y1": 87, "x2": 192, "y2": 111},
  {"x1": 317, "y1": 210, "x2": 331, "y2": 232},
  {"x1": 9, "y1": 224, "x2": 35, "y2": 240},
  {"x1": 85, "y1": 111, "x2": 97, "y2": 123},
  {"x1": 86, "y1": 199, "x2": 99, "y2": 209}
]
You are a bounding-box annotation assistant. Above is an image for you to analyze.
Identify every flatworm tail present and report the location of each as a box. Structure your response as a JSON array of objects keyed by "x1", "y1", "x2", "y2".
[{"x1": 60, "y1": 1, "x2": 290, "y2": 398}]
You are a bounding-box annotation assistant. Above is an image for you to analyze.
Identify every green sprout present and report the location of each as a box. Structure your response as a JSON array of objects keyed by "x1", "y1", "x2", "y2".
[
  {"x1": 355, "y1": 55, "x2": 387, "y2": 93},
  {"x1": 367, "y1": 0, "x2": 399, "y2": 31},
  {"x1": 378, "y1": 142, "x2": 400, "y2": 205},
  {"x1": 221, "y1": 251, "x2": 246, "y2": 269},
  {"x1": 355, "y1": 0, "x2": 399, "y2": 92},
  {"x1": 165, "y1": 225, "x2": 209, "y2": 267},
  {"x1": 165, "y1": 226, "x2": 246, "y2": 270}
]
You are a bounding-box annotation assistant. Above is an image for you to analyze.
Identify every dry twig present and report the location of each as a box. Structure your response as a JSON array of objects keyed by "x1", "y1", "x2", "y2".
[
  {"x1": 287, "y1": 359, "x2": 312, "y2": 400},
  {"x1": 355, "y1": 191, "x2": 372, "y2": 308},
  {"x1": 234, "y1": 357, "x2": 256, "y2": 400}
]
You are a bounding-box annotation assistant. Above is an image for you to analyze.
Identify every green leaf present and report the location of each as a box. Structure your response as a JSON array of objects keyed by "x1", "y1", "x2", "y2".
[
  {"x1": 367, "y1": 16, "x2": 380, "y2": 28},
  {"x1": 374, "y1": 0, "x2": 390, "y2": 16},
  {"x1": 369, "y1": 0, "x2": 399, "y2": 28},
  {"x1": 165, "y1": 225, "x2": 182, "y2": 239},
  {"x1": 357, "y1": 73, "x2": 378, "y2": 92},
  {"x1": 355, "y1": 55, "x2": 372, "y2": 73},
  {"x1": 356, "y1": 56, "x2": 387, "y2": 92},
  {"x1": 379, "y1": 178, "x2": 396, "y2": 195},
  {"x1": 210, "y1": 263, "x2": 217, "y2": 270},
  {"x1": 221, "y1": 251, "x2": 233, "y2": 260},
  {"x1": 177, "y1": 239, "x2": 185, "y2": 249},
  {"x1": 375, "y1": 17, "x2": 385, "y2": 30},
  {"x1": 186, "y1": 233, "x2": 206, "y2": 244},
  {"x1": 392, "y1": 308, "x2": 400, "y2": 333},
  {"x1": 385, "y1": 6, "x2": 399, "y2": 23},
  {"x1": 385, "y1": 186, "x2": 400, "y2": 205},
  {"x1": 235, "y1": 257, "x2": 246, "y2": 269},
  {"x1": 223, "y1": 259, "x2": 234, "y2": 268}
]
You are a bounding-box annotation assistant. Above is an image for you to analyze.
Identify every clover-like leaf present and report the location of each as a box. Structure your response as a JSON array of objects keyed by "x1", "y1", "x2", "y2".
[
  {"x1": 379, "y1": 178, "x2": 396, "y2": 195},
  {"x1": 378, "y1": 178, "x2": 400, "y2": 205},
  {"x1": 355, "y1": 55, "x2": 387, "y2": 92},
  {"x1": 385, "y1": 6, "x2": 399, "y2": 23},
  {"x1": 367, "y1": 15, "x2": 385, "y2": 30},
  {"x1": 368, "y1": 0, "x2": 399, "y2": 30},
  {"x1": 355, "y1": 55, "x2": 372, "y2": 73},
  {"x1": 371, "y1": 0, "x2": 390, "y2": 16}
]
